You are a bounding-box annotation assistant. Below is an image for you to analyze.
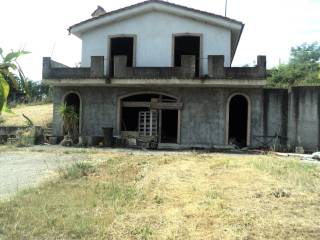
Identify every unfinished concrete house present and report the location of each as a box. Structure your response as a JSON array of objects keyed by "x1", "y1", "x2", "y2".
[{"x1": 42, "y1": 0, "x2": 320, "y2": 152}]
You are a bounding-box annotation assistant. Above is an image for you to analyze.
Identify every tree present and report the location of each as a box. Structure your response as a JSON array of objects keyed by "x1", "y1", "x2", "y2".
[
  {"x1": 268, "y1": 42, "x2": 320, "y2": 87},
  {"x1": 0, "y1": 48, "x2": 29, "y2": 113}
]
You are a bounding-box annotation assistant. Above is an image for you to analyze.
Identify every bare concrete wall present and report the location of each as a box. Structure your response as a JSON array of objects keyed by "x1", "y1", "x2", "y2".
[
  {"x1": 288, "y1": 87, "x2": 320, "y2": 152},
  {"x1": 263, "y1": 89, "x2": 288, "y2": 147},
  {"x1": 52, "y1": 86, "x2": 264, "y2": 147}
]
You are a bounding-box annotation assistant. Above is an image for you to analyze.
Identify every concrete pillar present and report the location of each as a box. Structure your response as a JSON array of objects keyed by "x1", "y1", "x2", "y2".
[
  {"x1": 113, "y1": 55, "x2": 127, "y2": 78},
  {"x1": 257, "y1": 55, "x2": 267, "y2": 78},
  {"x1": 257, "y1": 55, "x2": 266, "y2": 68},
  {"x1": 42, "y1": 57, "x2": 52, "y2": 79},
  {"x1": 208, "y1": 55, "x2": 225, "y2": 78},
  {"x1": 90, "y1": 56, "x2": 104, "y2": 78},
  {"x1": 181, "y1": 55, "x2": 195, "y2": 78}
]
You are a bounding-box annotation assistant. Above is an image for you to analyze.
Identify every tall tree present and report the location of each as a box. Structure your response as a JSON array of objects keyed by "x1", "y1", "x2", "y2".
[{"x1": 268, "y1": 42, "x2": 320, "y2": 87}]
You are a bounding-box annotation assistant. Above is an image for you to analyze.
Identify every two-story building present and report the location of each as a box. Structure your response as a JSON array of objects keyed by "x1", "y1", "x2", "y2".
[{"x1": 43, "y1": 0, "x2": 279, "y2": 149}]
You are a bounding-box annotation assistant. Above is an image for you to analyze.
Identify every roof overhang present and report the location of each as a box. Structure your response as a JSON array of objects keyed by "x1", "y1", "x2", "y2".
[{"x1": 69, "y1": 0, "x2": 244, "y2": 63}]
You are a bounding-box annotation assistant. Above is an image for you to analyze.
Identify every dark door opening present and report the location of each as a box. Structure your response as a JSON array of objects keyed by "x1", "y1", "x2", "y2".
[
  {"x1": 228, "y1": 95, "x2": 248, "y2": 147},
  {"x1": 120, "y1": 93, "x2": 180, "y2": 143},
  {"x1": 161, "y1": 110, "x2": 178, "y2": 143},
  {"x1": 174, "y1": 35, "x2": 200, "y2": 77},
  {"x1": 121, "y1": 107, "x2": 149, "y2": 131},
  {"x1": 109, "y1": 37, "x2": 134, "y2": 77},
  {"x1": 64, "y1": 93, "x2": 80, "y2": 142}
]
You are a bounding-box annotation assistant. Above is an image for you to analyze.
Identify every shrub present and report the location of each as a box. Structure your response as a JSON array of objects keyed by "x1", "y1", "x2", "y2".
[{"x1": 59, "y1": 162, "x2": 95, "y2": 179}]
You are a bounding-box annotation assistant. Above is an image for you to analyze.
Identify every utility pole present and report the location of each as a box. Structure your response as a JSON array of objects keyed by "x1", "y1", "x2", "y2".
[{"x1": 225, "y1": 0, "x2": 228, "y2": 16}]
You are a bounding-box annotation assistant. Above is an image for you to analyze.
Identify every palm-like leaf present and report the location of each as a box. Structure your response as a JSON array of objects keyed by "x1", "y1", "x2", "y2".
[
  {"x1": 3, "y1": 50, "x2": 30, "y2": 63},
  {"x1": 0, "y1": 48, "x2": 30, "y2": 113},
  {"x1": 0, "y1": 75, "x2": 10, "y2": 113}
]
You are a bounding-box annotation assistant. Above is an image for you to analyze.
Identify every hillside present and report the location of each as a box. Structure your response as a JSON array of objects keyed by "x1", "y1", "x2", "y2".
[{"x1": 0, "y1": 104, "x2": 53, "y2": 127}]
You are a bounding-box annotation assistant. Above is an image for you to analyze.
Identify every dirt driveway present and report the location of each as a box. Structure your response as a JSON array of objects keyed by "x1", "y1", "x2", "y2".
[
  {"x1": 0, "y1": 146, "x2": 91, "y2": 199},
  {"x1": 0, "y1": 145, "x2": 186, "y2": 199},
  {"x1": 1, "y1": 145, "x2": 316, "y2": 200}
]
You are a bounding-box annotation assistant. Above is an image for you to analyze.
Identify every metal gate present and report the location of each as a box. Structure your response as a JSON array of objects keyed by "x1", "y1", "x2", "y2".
[{"x1": 138, "y1": 110, "x2": 158, "y2": 136}]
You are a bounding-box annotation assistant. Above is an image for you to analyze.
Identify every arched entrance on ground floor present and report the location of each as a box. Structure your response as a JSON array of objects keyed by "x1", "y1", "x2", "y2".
[
  {"x1": 62, "y1": 92, "x2": 81, "y2": 141},
  {"x1": 117, "y1": 92, "x2": 182, "y2": 144},
  {"x1": 226, "y1": 93, "x2": 251, "y2": 147}
]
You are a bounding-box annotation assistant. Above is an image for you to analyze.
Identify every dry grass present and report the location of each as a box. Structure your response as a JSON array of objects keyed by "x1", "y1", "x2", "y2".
[
  {"x1": 0, "y1": 104, "x2": 53, "y2": 127},
  {"x1": 0, "y1": 150, "x2": 320, "y2": 239}
]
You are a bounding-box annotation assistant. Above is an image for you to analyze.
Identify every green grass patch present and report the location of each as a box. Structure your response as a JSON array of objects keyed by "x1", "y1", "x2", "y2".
[
  {"x1": 0, "y1": 163, "x2": 140, "y2": 239},
  {"x1": 249, "y1": 156, "x2": 320, "y2": 188},
  {"x1": 58, "y1": 161, "x2": 96, "y2": 179}
]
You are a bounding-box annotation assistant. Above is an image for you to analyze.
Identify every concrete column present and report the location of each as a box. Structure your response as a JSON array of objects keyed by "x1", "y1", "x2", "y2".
[
  {"x1": 113, "y1": 55, "x2": 127, "y2": 78},
  {"x1": 90, "y1": 56, "x2": 104, "y2": 78},
  {"x1": 181, "y1": 55, "x2": 195, "y2": 78},
  {"x1": 256, "y1": 55, "x2": 267, "y2": 78},
  {"x1": 42, "y1": 57, "x2": 52, "y2": 79},
  {"x1": 208, "y1": 55, "x2": 225, "y2": 78},
  {"x1": 257, "y1": 55, "x2": 266, "y2": 68}
]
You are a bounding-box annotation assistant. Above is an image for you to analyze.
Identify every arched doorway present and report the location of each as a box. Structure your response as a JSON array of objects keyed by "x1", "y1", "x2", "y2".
[
  {"x1": 63, "y1": 92, "x2": 81, "y2": 141},
  {"x1": 226, "y1": 94, "x2": 251, "y2": 147},
  {"x1": 118, "y1": 92, "x2": 181, "y2": 144}
]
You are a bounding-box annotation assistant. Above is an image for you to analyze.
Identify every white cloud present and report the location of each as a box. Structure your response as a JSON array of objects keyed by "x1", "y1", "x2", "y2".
[{"x1": 0, "y1": 0, "x2": 319, "y2": 80}]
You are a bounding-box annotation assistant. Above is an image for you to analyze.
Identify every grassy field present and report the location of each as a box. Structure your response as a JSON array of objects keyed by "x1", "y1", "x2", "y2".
[
  {"x1": 0, "y1": 104, "x2": 53, "y2": 127},
  {"x1": 0, "y1": 150, "x2": 319, "y2": 239}
]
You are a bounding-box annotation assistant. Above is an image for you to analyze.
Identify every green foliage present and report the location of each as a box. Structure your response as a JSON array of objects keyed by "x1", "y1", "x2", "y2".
[
  {"x1": 59, "y1": 161, "x2": 95, "y2": 179},
  {"x1": 58, "y1": 103, "x2": 79, "y2": 140},
  {"x1": 0, "y1": 75, "x2": 9, "y2": 112},
  {"x1": 0, "y1": 48, "x2": 29, "y2": 113},
  {"x1": 131, "y1": 226, "x2": 153, "y2": 240},
  {"x1": 154, "y1": 195, "x2": 164, "y2": 204},
  {"x1": 268, "y1": 42, "x2": 320, "y2": 87}
]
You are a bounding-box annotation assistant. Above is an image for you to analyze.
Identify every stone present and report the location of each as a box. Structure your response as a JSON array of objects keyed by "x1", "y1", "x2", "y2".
[
  {"x1": 60, "y1": 135, "x2": 73, "y2": 147},
  {"x1": 48, "y1": 137, "x2": 58, "y2": 145},
  {"x1": 311, "y1": 152, "x2": 320, "y2": 160},
  {"x1": 295, "y1": 146, "x2": 304, "y2": 154}
]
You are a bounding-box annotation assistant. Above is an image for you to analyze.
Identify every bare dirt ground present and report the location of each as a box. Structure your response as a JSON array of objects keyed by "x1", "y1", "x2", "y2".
[
  {"x1": 0, "y1": 146, "x2": 320, "y2": 239},
  {"x1": 1, "y1": 145, "x2": 318, "y2": 200},
  {"x1": 0, "y1": 146, "x2": 190, "y2": 199},
  {"x1": 0, "y1": 146, "x2": 88, "y2": 199}
]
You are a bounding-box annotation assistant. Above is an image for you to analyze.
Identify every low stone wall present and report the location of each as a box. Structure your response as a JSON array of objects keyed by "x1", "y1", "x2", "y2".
[
  {"x1": 0, "y1": 126, "x2": 28, "y2": 136},
  {"x1": 0, "y1": 126, "x2": 44, "y2": 145}
]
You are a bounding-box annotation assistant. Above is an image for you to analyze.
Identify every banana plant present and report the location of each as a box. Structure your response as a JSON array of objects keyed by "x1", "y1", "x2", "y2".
[{"x1": 0, "y1": 48, "x2": 29, "y2": 114}]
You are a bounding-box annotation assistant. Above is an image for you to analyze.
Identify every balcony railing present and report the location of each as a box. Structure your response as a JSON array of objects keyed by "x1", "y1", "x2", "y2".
[
  {"x1": 208, "y1": 55, "x2": 266, "y2": 79},
  {"x1": 113, "y1": 55, "x2": 195, "y2": 79},
  {"x1": 42, "y1": 56, "x2": 104, "y2": 79},
  {"x1": 42, "y1": 55, "x2": 266, "y2": 80}
]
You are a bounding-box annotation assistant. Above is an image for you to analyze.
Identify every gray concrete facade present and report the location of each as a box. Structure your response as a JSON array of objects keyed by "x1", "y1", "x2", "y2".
[
  {"x1": 52, "y1": 86, "x2": 264, "y2": 147},
  {"x1": 51, "y1": 85, "x2": 320, "y2": 152}
]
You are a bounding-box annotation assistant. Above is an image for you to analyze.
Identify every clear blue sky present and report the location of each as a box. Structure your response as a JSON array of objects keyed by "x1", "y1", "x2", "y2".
[{"x1": 0, "y1": 0, "x2": 319, "y2": 80}]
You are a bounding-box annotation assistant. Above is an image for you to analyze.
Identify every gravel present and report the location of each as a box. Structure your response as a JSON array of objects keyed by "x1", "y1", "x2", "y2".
[{"x1": 0, "y1": 146, "x2": 88, "y2": 199}]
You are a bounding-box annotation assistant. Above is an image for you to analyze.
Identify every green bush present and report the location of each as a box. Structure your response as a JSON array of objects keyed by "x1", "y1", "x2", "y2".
[{"x1": 59, "y1": 162, "x2": 95, "y2": 179}]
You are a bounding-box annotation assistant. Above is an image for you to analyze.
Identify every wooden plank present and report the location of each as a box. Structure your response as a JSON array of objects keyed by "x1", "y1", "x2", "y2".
[
  {"x1": 123, "y1": 101, "x2": 150, "y2": 107},
  {"x1": 150, "y1": 102, "x2": 183, "y2": 110},
  {"x1": 122, "y1": 101, "x2": 183, "y2": 110}
]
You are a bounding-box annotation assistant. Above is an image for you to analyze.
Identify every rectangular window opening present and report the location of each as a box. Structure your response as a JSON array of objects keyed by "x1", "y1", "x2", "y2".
[
  {"x1": 109, "y1": 37, "x2": 134, "y2": 77},
  {"x1": 174, "y1": 35, "x2": 200, "y2": 77}
]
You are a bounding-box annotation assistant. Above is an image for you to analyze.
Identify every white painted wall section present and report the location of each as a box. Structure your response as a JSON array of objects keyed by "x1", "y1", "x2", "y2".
[{"x1": 81, "y1": 11, "x2": 231, "y2": 75}]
